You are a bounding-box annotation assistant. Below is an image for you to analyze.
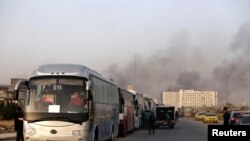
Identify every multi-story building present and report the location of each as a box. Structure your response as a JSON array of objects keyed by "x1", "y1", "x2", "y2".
[
  {"x1": 162, "y1": 89, "x2": 218, "y2": 109},
  {"x1": 0, "y1": 78, "x2": 27, "y2": 101},
  {"x1": 0, "y1": 85, "x2": 13, "y2": 100}
]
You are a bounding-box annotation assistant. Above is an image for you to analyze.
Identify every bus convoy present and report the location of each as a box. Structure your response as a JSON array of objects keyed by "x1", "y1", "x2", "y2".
[{"x1": 14, "y1": 64, "x2": 178, "y2": 141}]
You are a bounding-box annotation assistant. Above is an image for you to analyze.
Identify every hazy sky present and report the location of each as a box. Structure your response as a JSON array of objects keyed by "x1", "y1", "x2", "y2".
[{"x1": 1, "y1": 0, "x2": 250, "y2": 85}]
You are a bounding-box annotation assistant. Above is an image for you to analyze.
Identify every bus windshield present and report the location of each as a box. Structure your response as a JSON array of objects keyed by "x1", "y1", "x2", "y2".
[{"x1": 26, "y1": 77, "x2": 87, "y2": 114}]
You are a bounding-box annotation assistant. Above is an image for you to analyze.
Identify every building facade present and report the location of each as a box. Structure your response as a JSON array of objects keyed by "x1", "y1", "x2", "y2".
[
  {"x1": 162, "y1": 89, "x2": 218, "y2": 108},
  {"x1": 0, "y1": 85, "x2": 13, "y2": 100},
  {"x1": 0, "y1": 78, "x2": 27, "y2": 101}
]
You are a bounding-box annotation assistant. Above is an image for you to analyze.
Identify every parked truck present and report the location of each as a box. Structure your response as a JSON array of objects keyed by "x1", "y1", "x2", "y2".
[{"x1": 154, "y1": 105, "x2": 176, "y2": 128}]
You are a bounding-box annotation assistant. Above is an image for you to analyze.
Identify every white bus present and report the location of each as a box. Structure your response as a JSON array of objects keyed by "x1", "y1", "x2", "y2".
[
  {"x1": 15, "y1": 64, "x2": 119, "y2": 141},
  {"x1": 127, "y1": 90, "x2": 143, "y2": 129},
  {"x1": 118, "y1": 88, "x2": 135, "y2": 136}
]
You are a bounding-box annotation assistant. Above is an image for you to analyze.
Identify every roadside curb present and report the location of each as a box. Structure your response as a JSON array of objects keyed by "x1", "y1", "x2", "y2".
[{"x1": 0, "y1": 132, "x2": 16, "y2": 140}]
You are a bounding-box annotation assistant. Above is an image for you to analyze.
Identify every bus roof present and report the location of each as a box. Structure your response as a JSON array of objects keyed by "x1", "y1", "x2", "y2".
[
  {"x1": 30, "y1": 64, "x2": 113, "y2": 83},
  {"x1": 155, "y1": 104, "x2": 174, "y2": 108}
]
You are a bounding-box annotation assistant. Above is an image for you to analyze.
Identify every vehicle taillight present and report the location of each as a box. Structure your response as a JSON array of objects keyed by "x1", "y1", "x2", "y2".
[{"x1": 231, "y1": 118, "x2": 236, "y2": 123}]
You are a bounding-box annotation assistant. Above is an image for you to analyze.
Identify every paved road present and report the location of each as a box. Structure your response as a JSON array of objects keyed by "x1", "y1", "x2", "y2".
[
  {"x1": 1, "y1": 118, "x2": 210, "y2": 141},
  {"x1": 117, "y1": 118, "x2": 208, "y2": 141},
  {"x1": 0, "y1": 132, "x2": 16, "y2": 141}
]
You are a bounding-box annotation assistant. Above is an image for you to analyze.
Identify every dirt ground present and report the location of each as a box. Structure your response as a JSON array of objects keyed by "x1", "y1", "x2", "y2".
[{"x1": 0, "y1": 119, "x2": 14, "y2": 133}]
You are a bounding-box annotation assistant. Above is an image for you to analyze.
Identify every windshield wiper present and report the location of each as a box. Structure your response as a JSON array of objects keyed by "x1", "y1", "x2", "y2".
[{"x1": 28, "y1": 117, "x2": 79, "y2": 123}]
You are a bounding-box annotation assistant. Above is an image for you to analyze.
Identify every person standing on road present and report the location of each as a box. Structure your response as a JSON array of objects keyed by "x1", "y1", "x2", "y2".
[
  {"x1": 14, "y1": 106, "x2": 24, "y2": 141},
  {"x1": 175, "y1": 111, "x2": 179, "y2": 121},
  {"x1": 148, "y1": 111, "x2": 155, "y2": 135},
  {"x1": 223, "y1": 106, "x2": 230, "y2": 125}
]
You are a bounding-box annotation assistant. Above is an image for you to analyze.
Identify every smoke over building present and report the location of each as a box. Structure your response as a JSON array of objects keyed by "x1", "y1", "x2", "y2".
[{"x1": 104, "y1": 23, "x2": 250, "y2": 105}]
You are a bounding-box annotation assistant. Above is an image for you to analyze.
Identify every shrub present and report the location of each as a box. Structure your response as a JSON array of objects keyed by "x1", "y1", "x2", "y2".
[
  {"x1": 2, "y1": 101, "x2": 17, "y2": 120},
  {"x1": 0, "y1": 101, "x2": 4, "y2": 118}
]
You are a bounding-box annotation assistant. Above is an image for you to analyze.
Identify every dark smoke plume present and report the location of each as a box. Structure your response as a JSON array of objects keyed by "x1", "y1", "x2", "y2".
[
  {"x1": 212, "y1": 23, "x2": 250, "y2": 105},
  {"x1": 104, "y1": 23, "x2": 250, "y2": 105}
]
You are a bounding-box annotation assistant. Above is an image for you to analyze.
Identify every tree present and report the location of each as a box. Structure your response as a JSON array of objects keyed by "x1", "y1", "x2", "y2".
[
  {"x1": 3, "y1": 101, "x2": 17, "y2": 120},
  {"x1": 0, "y1": 101, "x2": 4, "y2": 118}
]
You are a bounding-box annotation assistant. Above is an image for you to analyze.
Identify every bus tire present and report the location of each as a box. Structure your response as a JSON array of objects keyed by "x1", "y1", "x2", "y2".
[
  {"x1": 119, "y1": 124, "x2": 125, "y2": 137},
  {"x1": 107, "y1": 127, "x2": 114, "y2": 141},
  {"x1": 169, "y1": 125, "x2": 174, "y2": 129}
]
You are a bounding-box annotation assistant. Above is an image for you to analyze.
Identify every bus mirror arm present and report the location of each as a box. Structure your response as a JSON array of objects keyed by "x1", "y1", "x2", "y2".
[
  {"x1": 14, "y1": 80, "x2": 29, "y2": 100},
  {"x1": 86, "y1": 90, "x2": 93, "y2": 101},
  {"x1": 14, "y1": 90, "x2": 19, "y2": 100}
]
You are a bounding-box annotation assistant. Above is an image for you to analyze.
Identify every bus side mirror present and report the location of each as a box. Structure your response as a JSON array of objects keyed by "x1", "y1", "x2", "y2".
[
  {"x1": 86, "y1": 81, "x2": 91, "y2": 91},
  {"x1": 85, "y1": 81, "x2": 92, "y2": 100},
  {"x1": 121, "y1": 98, "x2": 124, "y2": 105},
  {"x1": 134, "y1": 100, "x2": 138, "y2": 107}
]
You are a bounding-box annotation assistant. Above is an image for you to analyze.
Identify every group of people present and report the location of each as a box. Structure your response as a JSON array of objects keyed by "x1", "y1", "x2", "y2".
[
  {"x1": 145, "y1": 106, "x2": 231, "y2": 136},
  {"x1": 39, "y1": 89, "x2": 85, "y2": 110},
  {"x1": 41, "y1": 85, "x2": 85, "y2": 107}
]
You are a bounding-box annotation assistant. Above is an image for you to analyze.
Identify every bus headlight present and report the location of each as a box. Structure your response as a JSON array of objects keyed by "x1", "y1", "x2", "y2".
[
  {"x1": 24, "y1": 126, "x2": 36, "y2": 136},
  {"x1": 72, "y1": 130, "x2": 87, "y2": 136}
]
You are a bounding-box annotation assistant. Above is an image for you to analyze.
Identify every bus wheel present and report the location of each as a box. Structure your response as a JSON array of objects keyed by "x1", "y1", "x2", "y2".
[
  {"x1": 119, "y1": 124, "x2": 125, "y2": 137},
  {"x1": 169, "y1": 125, "x2": 174, "y2": 129},
  {"x1": 107, "y1": 127, "x2": 114, "y2": 141},
  {"x1": 123, "y1": 124, "x2": 127, "y2": 136}
]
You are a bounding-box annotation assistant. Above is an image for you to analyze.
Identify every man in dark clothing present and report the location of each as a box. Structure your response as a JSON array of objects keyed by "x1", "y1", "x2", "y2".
[
  {"x1": 223, "y1": 107, "x2": 230, "y2": 125},
  {"x1": 14, "y1": 106, "x2": 24, "y2": 141},
  {"x1": 175, "y1": 111, "x2": 179, "y2": 121},
  {"x1": 148, "y1": 111, "x2": 155, "y2": 135},
  {"x1": 143, "y1": 110, "x2": 150, "y2": 129}
]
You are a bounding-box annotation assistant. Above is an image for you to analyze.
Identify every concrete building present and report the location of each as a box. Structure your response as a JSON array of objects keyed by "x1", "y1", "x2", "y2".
[
  {"x1": 162, "y1": 89, "x2": 218, "y2": 109},
  {"x1": 0, "y1": 78, "x2": 27, "y2": 101},
  {"x1": 0, "y1": 85, "x2": 13, "y2": 100}
]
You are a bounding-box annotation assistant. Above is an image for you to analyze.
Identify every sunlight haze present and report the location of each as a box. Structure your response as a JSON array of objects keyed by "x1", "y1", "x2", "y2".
[{"x1": 1, "y1": 0, "x2": 250, "y2": 103}]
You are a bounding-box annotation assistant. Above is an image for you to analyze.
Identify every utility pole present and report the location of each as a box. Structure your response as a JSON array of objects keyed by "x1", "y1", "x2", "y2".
[
  {"x1": 244, "y1": 73, "x2": 249, "y2": 88},
  {"x1": 134, "y1": 54, "x2": 137, "y2": 90},
  {"x1": 226, "y1": 74, "x2": 229, "y2": 104}
]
